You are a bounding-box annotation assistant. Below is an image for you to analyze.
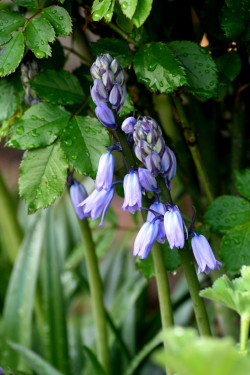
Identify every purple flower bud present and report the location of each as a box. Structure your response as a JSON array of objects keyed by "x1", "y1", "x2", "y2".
[
  {"x1": 70, "y1": 179, "x2": 88, "y2": 220},
  {"x1": 93, "y1": 79, "x2": 109, "y2": 101},
  {"x1": 109, "y1": 84, "x2": 122, "y2": 108},
  {"x1": 90, "y1": 63, "x2": 101, "y2": 79},
  {"x1": 164, "y1": 205, "x2": 186, "y2": 249},
  {"x1": 102, "y1": 70, "x2": 114, "y2": 90},
  {"x1": 161, "y1": 147, "x2": 172, "y2": 175},
  {"x1": 121, "y1": 117, "x2": 136, "y2": 134},
  {"x1": 96, "y1": 152, "x2": 114, "y2": 191},
  {"x1": 79, "y1": 187, "x2": 114, "y2": 226},
  {"x1": 122, "y1": 170, "x2": 142, "y2": 214},
  {"x1": 0, "y1": 367, "x2": 4, "y2": 375},
  {"x1": 110, "y1": 58, "x2": 120, "y2": 74},
  {"x1": 138, "y1": 168, "x2": 158, "y2": 192},
  {"x1": 114, "y1": 70, "x2": 125, "y2": 85},
  {"x1": 191, "y1": 234, "x2": 222, "y2": 274},
  {"x1": 133, "y1": 221, "x2": 159, "y2": 259},
  {"x1": 95, "y1": 103, "x2": 117, "y2": 129},
  {"x1": 165, "y1": 148, "x2": 177, "y2": 190},
  {"x1": 147, "y1": 202, "x2": 166, "y2": 243},
  {"x1": 145, "y1": 152, "x2": 162, "y2": 176}
]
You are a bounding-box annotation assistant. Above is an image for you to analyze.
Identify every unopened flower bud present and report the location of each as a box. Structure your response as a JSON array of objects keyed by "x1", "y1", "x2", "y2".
[
  {"x1": 145, "y1": 151, "x2": 162, "y2": 176},
  {"x1": 102, "y1": 70, "x2": 114, "y2": 90},
  {"x1": 70, "y1": 179, "x2": 88, "y2": 220},
  {"x1": 95, "y1": 103, "x2": 117, "y2": 129},
  {"x1": 121, "y1": 117, "x2": 136, "y2": 134}
]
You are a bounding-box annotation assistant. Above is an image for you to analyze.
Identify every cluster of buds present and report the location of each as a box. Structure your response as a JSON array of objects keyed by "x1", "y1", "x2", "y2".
[
  {"x1": 69, "y1": 53, "x2": 222, "y2": 275},
  {"x1": 90, "y1": 54, "x2": 126, "y2": 129},
  {"x1": 21, "y1": 61, "x2": 40, "y2": 106}
]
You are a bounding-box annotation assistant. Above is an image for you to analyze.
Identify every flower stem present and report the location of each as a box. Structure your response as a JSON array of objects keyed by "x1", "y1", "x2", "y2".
[
  {"x1": 78, "y1": 219, "x2": 110, "y2": 374},
  {"x1": 171, "y1": 94, "x2": 214, "y2": 204},
  {"x1": 240, "y1": 313, "x2": 250, "y2": 353},
  {"x1": 179, "y1": 249, "x2": 211, "y2": 336},
  {"x1": 105, "y1": 23, "x2": 139, "y2": 46}
]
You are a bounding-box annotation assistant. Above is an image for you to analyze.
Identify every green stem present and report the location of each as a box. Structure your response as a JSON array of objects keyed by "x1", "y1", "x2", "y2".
[
  {"x1": 78, "y1": 219, "x2": 110, "y2": 374},
  {"x1": 0, "y1": 173, "x2": 23, "y2": 261},
  {"x1": 171, "y1": 94, "x2": 214, "y2": 204},
  {"x1": 63, "y1": 46, "x2": 92, "y2": 66},
  {"x1": 158, "y1": 177, "x2": 211, "y2": 336},
  {"x1": 179, "y1": 249, "x2": 211, "y2": 336},
  {"x1": 105, "y1": 23, "x2": 139, "y2": 46},
  {"x1": 240, "y1": 313, "x2": 250, "y2": 353}
]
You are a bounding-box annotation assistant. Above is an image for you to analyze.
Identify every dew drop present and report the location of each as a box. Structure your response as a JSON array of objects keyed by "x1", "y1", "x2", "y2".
[
  {"x1": 64, "y1": 139, "x2": 72, "y2": 146},
  {"x1": 16, "y1": 126, "x2": 24, "y2": 135},
  {"x1": 71, "y1": 155, "x2": 77, "y2": 160},
  {"x1": 92, "y1": 12, "x2": 101, "y2": 21},
  {"x1": 34, "y1": 49, "x2": 46, "y2": 59},
  {"x1": 148, "y1": 63, "x2": 157, "y2": 72},
  {"x1": 121, "y1": 1, "x2": 128, "y2": 10}
]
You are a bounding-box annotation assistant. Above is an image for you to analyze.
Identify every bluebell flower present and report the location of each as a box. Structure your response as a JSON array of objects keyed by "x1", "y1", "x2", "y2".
[
  {"x1": 133, "y1": 220, "x2": 159, "y2": 259},
  {"x1": 122, "y1": 170, "x2": 142, "y2": 214},
  {"x1": 191, "y1": 233, "x2": 222, "y2": 274},
  {"x1": 95, "y1": 103, "x2": 117, "y2": 129},
  {"x1": 96, "y1": 152, "x2": 114, "y2": 191},
  {"x1": 147, "y1": 202, "x2": 166, "y2": 243},
  {"x1": 70, "y1": 179, "x2": 88, "y2": 220},
  {"x1": 164, "y1": 147, "x2": 177, "y2": 190},
  {"x1": 138, "y1": 168, "x2": 158, "y2": 192},
  {"x1": 79, "y1": 187, "x2": 114, "y2": 226},
  {"x1": 121, "y1": 116, "x2": 136, "y2": 134},
  {"x1": 164, "y1": 205, "x2": 186, "y2": 249},
  {"x1": 145, "y1": 151, "x2": 162, "y2": 176}
]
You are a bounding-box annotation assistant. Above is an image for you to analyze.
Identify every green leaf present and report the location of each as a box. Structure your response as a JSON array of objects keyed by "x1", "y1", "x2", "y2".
[
  {"x1": 12, "y1": 0, "x2": 39, "y2": 7},
  {"x1": 82, "y1": 346, "x2": 107, "y2": 375},
  {"x1": 40, "y1": 208, "x2": 70, "y2": 374},
  {"x1": 104, "y1": 0, "x2": 115, "y2": 22},
  {"x1": 0, "y1": 31, "x2": 24, "y2": 77},
  {"x1": 136, "y1": 243, "x2": 180, "y2": 279},
  {"x1": 0, "y1": 11, "x2": 25, "y2": 45},
  {"x1": 7, "y1": 103, "x2": 70, "y2": 149},
  {"x1": 24, "y1": 17, "x2": 55, "y2": 58},
  {"x1": 19, "y1": 141, "x2": 68, "y2": 213},
  {"x1": 9, "y1": 342, "x2": 64, "y2": 375},
  {"x1": 2, "y1": 214, "x2": 45, "y2": 368},
  {"x1": 0, "y1": 78, "x2": 20, "y2": 122},
  {"x1": 204, "y1": 195, "x2": 250, "y2": 234},
  {"x1": 133, "y1": 42, "x2": 187, "y2": 93},
  {"x1": 60, "y1": 116, "x2": 110, "y2": 178},
  {"x1": 215, "y1": 51, "x2": 241, "y2": 83},
  {"x1": 234, "y1": 169, "x2": 250, "y2": 200},
  {"x1": 168, "y1": 41, "x2": 218, "y2": 98},
  {"x1": 220, "y1": 0, "x2": 250, "y2": 39},
  {"x1": 220, "y1": 222, "x2": 250, "y2": 276},
  {"x1": 132, "y1": 0, "x2": 153, "y2": 28},
  {"x1": 31, "y1": 70, "x2": 84, "y2": 105},
  {"x1": 41, "y1": 6, "x2": 72, "y2": 36},
  {"x1": 92, "y1": 0, "x2": 111, "y2": 21},
  {"x1": 119, "y1": 93, "x2": 135, "y2": 117},
  {"x1": 153, "y1": 327, "x2": 250, "y2": 375},
  {"x1": 200, "y1": 266, "x2": 250, "y2": 315},
  {"x1": 89, "y1": 38, "x2": 133, "y2": 68},
  {"x1": 119, "y1": 0, "x2": 138, "y2": 19}
]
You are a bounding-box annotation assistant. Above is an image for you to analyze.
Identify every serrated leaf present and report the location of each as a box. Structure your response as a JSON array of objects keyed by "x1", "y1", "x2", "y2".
[
  {"x1": 31, "y1": 70, "x2": 84, "y2": 105},
  {"x1": 12, "y1": 0, "x2": 39, "y2": 7},
  {"x1": 168, "y1": 41, "x2": 218, "y2": 98},
  {"x1": 2, "y1": 214, "x2": 45, "y2": 368},
  {"x1": 7, "y1": 103, "x2": 70, "y2": 149},
  {"x1": 136, "y1": 243, "x2": 180, "y2": 279},
  {"x1": 92, "y1": 0, "x2": 111, "y2": 21},
  {"x1": 24, "y1": 17, "x2": 55, "y2": 58},
  {"x1": 234, "y1": 169, "x2": 250, "y2": 200},
  {"x1": 220, "y1": 222, "x2": 250, "y2": 276},
  {"x1": 154, "y1": 327, "x2": 250, "y2": 375},
  {"x1": 41, "y1": 6, "x2": 72, "y2": 36},
  {"x1": 204, "y1": 195, "x2": 250, "y2": 234},
  {"x1": 60, "y1": 116, "x2": 110, "y2": 179},
  {"x1": 82, "y1": 346, "x2": 106, "y2": 375},
  {"x1": 0, "y1": 31, "x2": 24, "y2": 77},
  {"x1": 104, "y1": 0, "x2": 115, "y2": 22},
  {"x1": 9, "y1": 342, "x2": 64, "y2": 375},
  {"x1": 119, "y1": 0, "x2": 138, "y2": 19},
  {"x1": 0, "y1": 78, "x2": 20, "y2": 122},
  {"x1": 89, "y1": 38, "x2": 133, "y2": 68},
  {"x1": 0, "y1": 11, "x2": 26, "y2": 45},
  {"x1": 132, "y1": 0, "x2": 153, "y2": 28},
  {"x1": 133, "y1": 42, "x2": 187, "y2": 93},
  {"x1": 19, "y1": 141, "x2": 68, "y2": 213},
  {"x1": 200, "y1": 266, "x2": 250, "y2": 315}
]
